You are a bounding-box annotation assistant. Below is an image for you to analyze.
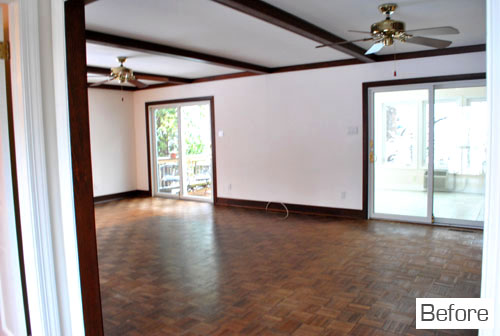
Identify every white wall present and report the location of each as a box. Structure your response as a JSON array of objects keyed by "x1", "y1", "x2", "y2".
[
  {"x1": 88, "y1": 88, "x2": 137, "y2": 197},
  {"x1": 132, "y1": 52, "x2": 485, "y2": 210}
]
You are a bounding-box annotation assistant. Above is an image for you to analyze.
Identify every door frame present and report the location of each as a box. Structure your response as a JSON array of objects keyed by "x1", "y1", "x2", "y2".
[
  {"x1": 5, "y1": 0, "x2": 93, "y2": 334},
  {"x1": 362, "y1": 73, "x2": 486, "y2": 228},
  {"x1": 368, "y1": 83, "x2": 434, "y2": 225},
  {"x1": 145, "y1": 96, "x2": 218, "y2": 202}
]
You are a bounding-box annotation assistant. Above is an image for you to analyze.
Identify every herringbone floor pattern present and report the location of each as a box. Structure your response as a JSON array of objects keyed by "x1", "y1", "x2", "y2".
[{"x1": 95, "y1": 198, "x2": 482, "y2": 336}]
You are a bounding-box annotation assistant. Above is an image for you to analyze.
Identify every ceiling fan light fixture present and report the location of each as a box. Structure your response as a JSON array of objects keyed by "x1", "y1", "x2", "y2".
[
  {"x1": 117, "y1": 71, "x2": 135, "y2": 84},
  {"x1": 383, "y1": 36, "x2": 394, "y2": 46},
  {"x1": 118, "y1": 74, "x2": 126, "y2": 84},
  {"x1": 370, "y1": 19, "x2": 405, "y2": 36},
  {"x1": 91, "y1": 56, "x2": 147, "y2": 88}
]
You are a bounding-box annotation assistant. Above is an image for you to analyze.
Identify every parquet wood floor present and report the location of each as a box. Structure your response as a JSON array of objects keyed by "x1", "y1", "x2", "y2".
[{"x1": 94, "y1": 198, "x2": 483, "y2": 336}]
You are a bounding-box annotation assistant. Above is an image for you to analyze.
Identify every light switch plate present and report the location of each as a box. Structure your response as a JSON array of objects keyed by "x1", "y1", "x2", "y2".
[{"x1": 347, "y1": 126, "x2": 359, "y2": 135}]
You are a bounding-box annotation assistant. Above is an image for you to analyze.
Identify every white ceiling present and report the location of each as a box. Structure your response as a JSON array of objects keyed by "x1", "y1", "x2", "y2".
[
  {"x1": 86, "y1": 43, "x2": 237, "y2": 78},
  {"x1": 85, "y1": 0, "x2": 486, "y2": 79},
  {"x1": 263, "y1": 0, "x2": 486, "y2": 55},
  {"x1": 85, "y1": 0, "x2": 349, "y2": 70}
]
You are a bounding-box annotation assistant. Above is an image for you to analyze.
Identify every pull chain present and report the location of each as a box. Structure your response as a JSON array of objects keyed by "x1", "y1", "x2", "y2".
[{"x1": 393, "y1": 44, "x2": 397, "y2": 77}]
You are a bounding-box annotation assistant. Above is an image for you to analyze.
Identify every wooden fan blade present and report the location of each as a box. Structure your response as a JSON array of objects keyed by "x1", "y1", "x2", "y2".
[
  {"x1": 405, "y1": 26, "x2": 459, "y2": 36},
  {"x1": 405, "y1": 36, "x2": 452, "y2": 49},
  {"x1": 365, "y1": 42, "x2": 385, "y2": 55},
  {"x1": 316, "y1": 37, "x2": 375, "y2": 48},
  {"x1": 128, "y1": 78, "x2": 148, "y2": 89},
  {"x1": 348, "y1": 30, "x2": 372, "y2": 34},
  {"x1": 90, "y1": 78, "x2": 114, "y2": 87}
]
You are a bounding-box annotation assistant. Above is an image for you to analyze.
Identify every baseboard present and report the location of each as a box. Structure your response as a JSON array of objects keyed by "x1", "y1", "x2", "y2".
[
  {"x1": 215, "y1": 197, "x2": 365, "y2": 219},
  {"x1": 94, "y1": 190, "x2": 150, "y2": 203}
]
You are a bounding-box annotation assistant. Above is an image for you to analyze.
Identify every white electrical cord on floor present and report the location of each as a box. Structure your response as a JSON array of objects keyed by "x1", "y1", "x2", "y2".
[{"x1": 265, "y1": 201, "x2": 289, "y2": 220}]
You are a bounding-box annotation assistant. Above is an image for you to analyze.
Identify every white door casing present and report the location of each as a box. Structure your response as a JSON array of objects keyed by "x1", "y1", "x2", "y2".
[{"x1": 0, "y1": 4, "x2": 27, "y2": 335}]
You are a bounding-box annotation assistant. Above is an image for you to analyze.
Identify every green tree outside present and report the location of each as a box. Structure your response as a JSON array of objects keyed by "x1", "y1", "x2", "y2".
[
  {"x1": 155, "y1": 108, "x2": 178, "y2": 157},
  {"x1": 155, "y1": 107, "x2": 207, "y2": 157}
]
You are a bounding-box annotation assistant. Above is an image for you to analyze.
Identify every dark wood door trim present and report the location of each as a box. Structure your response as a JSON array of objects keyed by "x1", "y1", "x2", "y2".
[
  {"x1": 64, "y1": 1, "x2": 104, "y2": 335},
  {"x1": 362, "y1": 72, "x2": 487, "y2": 219},
  {"x1": 145, "y1": 97, "x2": 218, "y2": 202}
]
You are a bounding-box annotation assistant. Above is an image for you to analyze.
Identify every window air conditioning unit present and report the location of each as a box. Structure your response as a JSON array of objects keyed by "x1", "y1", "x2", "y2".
[{"x1": 424, "y1": 169, "x2": 449, "y2": 191}]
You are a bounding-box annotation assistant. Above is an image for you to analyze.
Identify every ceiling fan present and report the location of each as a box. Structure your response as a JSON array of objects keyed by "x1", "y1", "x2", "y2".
[
  {"x1": 90, "y1": 56, "x2": 147, "y2": 88},
  {"x1": 317, "y1": 3, "x2": 459, "y2": 55}
]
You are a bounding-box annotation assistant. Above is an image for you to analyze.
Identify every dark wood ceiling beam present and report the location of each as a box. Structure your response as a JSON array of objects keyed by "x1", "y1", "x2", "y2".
[
  {"x1": 87, "y1": 83, "x2": 138, "y2": 91},
  {"x1": 211, "y1": 0, "x2": 375, "y2": 63},
  {"x1": 86, "y1": 30, "x2": 271, "y2": 74},
  {"x1": 88, "y1": 43, "x2": 484, "y2": 90},
  {"x1": 84, "y1": 0, "x2": 99, "y2": 5},
  {"x1": 374, "y1": 44, "x2": 486, "y2": 62},
  {"x1": 87, "y1": 66, "x2": 193, "y2": 84}
]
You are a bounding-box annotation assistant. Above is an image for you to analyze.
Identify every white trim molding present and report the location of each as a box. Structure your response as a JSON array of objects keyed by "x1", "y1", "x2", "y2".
[
  {"x1": 10, "y1": 0, "x2": 84, "y2": 335},
  {"x1": 480, "y1": 0, "x2": 500, "y2": 335},
  {"x1": 47, "y1": 0, "x2": 85, "y2": 334},
  {"x1": 14, "y1": 0, "x2": 62, "y2": 333}
]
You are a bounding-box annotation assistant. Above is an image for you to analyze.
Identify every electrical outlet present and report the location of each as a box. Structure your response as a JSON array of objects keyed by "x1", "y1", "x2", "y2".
[
  {"x1": 341, "y1": 191, "x2": 347, "y2": 200},
  {"x1": 228, "y1": 183, "x2": 232, "y2": 191}
]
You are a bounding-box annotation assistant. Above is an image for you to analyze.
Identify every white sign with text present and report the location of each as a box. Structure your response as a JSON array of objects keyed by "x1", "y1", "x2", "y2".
[{"x1": 416, "y1": 298, "x2": 494, "y2": 330}]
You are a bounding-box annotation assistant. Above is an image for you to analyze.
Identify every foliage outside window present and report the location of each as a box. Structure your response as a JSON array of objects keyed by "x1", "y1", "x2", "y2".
[
  {"x1": 155, "y1": 107, "x2": 208, "y2": 157},
  {"x1": 155, "y1": 107, "x2": 178, "y2": 157}
]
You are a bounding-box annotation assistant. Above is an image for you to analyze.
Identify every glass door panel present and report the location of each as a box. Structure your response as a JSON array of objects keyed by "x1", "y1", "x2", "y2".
[
  {"x1": 153, "y1": 106, "x2": 181, "y2": 196},
  {"x1": 180, "y1": 102, "x2": 213, "y2": 200},
  {"x1": 433, "y1": 86, "x2": 487, "y2": 223},
  {"x1": 372, "y1": 89, "x2": 429, "y2": 219}
]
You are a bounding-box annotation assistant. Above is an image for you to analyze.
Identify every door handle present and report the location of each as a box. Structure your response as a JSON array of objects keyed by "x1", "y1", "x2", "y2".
[{"x1": 369, "y1": 140, "x2": 374, "y2": 163}]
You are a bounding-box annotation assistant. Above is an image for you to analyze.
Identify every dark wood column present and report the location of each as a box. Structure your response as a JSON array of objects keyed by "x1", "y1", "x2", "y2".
[{"x1": 64, "y1": 0, "x2": 104, "y2": 334}]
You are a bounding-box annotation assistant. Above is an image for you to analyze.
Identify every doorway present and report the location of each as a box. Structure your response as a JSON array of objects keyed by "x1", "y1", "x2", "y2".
[
  {"x1": 147, "y1": 97, "x2": 216, "y2": 202},
  {"x1": 368, "y1": 79, "x2": 486, "y2": 228}
]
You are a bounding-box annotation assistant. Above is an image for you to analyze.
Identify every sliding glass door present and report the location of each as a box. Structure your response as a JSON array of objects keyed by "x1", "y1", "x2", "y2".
[
  {"x1": 371, "y1": 88, "x2": 430, "y2": 222},
  {"x1": 153, "y1": 106, "x2": 181, "y2": 197},
  {"x1": 179, "y1": 103, "x2": 213, "y2": 199},
  {"x1": 150, "y1": 100, "x2": 213, "y2": 202},
  {"x1": 369, "y1": 80, "x2": 486, "y2": 228},
  {"x1": 433, "y1": 86, "x2": 487, "y2": 224}
]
